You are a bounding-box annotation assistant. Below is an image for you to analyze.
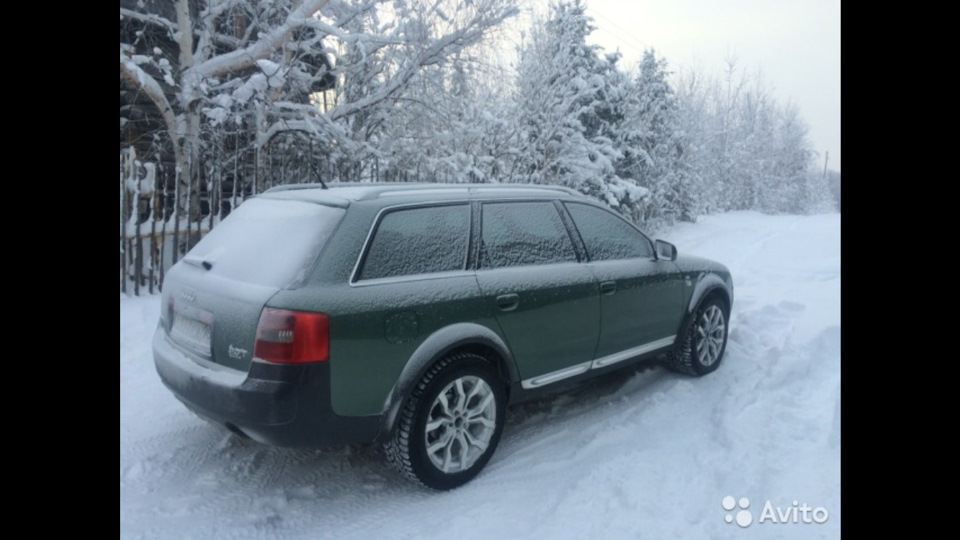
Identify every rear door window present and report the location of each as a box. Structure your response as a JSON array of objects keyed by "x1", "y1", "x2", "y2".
[
  {"x1": 480, "y1": 202, "x2": 577, "y2": 269},
  {"x1": 359, "y1": 204, "x2": 470, "y2": 280}
]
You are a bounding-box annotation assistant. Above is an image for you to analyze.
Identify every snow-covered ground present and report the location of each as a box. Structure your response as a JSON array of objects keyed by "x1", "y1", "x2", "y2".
[{"x1": 120, "y1": 211, "x2": 840, "y2": 539}]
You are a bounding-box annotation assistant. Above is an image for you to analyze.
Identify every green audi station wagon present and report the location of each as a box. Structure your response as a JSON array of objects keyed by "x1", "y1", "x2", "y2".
[{"x1": 154, "y1": 183, "x2": 733, "y2": 489}]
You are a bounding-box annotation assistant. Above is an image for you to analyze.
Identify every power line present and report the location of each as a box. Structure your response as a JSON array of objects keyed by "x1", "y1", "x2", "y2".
[
  {"x1": 591, "y1": 25, "x2": 646, "y2": 61},
  {"x1": 588, "y1": 7, "x2": 651, "y2": 55}
]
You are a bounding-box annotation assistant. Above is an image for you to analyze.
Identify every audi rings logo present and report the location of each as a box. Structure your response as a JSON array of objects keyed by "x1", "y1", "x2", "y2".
[{"x1": 180, "y1": 287, "x2": 197, "y2": 302}]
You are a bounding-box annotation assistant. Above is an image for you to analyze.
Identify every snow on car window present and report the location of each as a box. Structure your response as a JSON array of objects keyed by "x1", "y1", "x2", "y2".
[
  {"x1": 184, "y1": 198, "x2": 344, "y2": 288},
  {"x1": 480, "y1": 202, "x2": 576, "y2": 268},
  {"x1": 566, "y1": 203, "x2": 653, "y2": 260},
  {"x1": 360, "y1": 205, "x2": 469, "y2": 280}
]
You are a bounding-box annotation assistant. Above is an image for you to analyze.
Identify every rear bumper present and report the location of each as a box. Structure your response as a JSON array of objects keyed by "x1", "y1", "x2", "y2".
[{"x1": 153, "y1": 326, "x2": 381, "y2": 447}]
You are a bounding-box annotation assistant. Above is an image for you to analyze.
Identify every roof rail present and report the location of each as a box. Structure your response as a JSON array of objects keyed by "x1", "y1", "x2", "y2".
[
  {"x1": 466, "y1": 184, "x2": 582, "y2": 196},
  {"x1": 264, "y1": 182, "x2": 410, "y2": 193},
  {"x1": 264, "y1": 181, "x2": 584, "y2": 198}
]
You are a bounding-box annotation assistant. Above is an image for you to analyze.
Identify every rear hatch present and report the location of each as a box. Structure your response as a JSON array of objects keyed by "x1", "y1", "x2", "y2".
[{"x1": 160, "y1": 197, "x2": 345, "y2": 371}]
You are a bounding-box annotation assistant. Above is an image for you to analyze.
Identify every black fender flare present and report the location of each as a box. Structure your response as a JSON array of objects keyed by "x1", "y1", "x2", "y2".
[
  {"x1": 377, "y1": 323, "x2": 517, "y2": 440},
  {"x1": 686, "y1": 273, "x2": 732, "y2": 315},
  {"x1": 677, "y1": 273, "x2": 733, "y2": 337}
]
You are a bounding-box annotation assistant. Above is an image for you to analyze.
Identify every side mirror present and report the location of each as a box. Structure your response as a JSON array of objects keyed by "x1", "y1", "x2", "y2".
[{"x1": 655, "y1": 240, "x2": 677, "y2": 261}]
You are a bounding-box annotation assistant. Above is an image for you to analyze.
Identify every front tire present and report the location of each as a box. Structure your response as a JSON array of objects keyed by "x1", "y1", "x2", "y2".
[
  {"x1": 666, "y1": 296, "x2": 728, "y2": 376},
  {"x1": 383, "y1": 353, "x2": 506, "y2": 490}
]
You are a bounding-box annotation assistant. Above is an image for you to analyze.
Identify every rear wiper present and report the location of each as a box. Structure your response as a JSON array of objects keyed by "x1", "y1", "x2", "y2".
[
  {"x1": 183, "y1": 247, "x2": 223, "y2": 271},
  {"x1": 183, "y1": 256, "x2": 213, "y2": 270}
]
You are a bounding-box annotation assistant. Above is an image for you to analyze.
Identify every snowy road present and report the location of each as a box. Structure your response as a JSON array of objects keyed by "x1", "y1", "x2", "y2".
[{"x1": 120, "y1": 211, "x2": 841, "y2": 539}]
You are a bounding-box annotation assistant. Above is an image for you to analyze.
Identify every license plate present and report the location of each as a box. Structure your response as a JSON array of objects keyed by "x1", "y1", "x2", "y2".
[{"x1": 171, "y1": 314, "x2": 212, "y2": 357}]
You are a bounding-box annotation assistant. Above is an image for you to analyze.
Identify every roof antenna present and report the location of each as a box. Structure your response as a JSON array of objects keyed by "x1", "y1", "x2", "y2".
[
  {"x1": 309, "y1": 141, "x2": 328, "y2": 189},
  {"x1": 309, "y1": 161, "x2": 329, "y2": 190}
]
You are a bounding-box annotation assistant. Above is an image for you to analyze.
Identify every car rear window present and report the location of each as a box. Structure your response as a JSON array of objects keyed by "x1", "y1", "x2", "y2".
[
  {"x1": 359, "y1": 204, "x2": 470, "y2": 280},
  {"x1": 183, "y1": 198, "x2": 344, "y2": 288}
]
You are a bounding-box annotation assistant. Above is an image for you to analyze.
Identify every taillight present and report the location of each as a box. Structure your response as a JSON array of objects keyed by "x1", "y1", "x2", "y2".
[{"x1": 253, "y1": 308, "x2": 330, "y2": 364}]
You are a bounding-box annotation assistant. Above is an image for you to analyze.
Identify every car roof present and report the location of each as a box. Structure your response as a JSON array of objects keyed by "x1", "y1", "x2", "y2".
[{"x1": 261, "y1": 182, "x2": 587, "y2": 208}]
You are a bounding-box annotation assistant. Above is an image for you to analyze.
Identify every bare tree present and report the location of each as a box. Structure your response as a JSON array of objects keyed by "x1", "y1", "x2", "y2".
[{"x1": 120, "y1": 0, "x2": 517, "y2": 209}]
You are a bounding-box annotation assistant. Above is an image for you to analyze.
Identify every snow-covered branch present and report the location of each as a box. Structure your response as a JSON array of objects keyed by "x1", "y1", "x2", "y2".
[
  {"x1": 307, "y1": 17, "x2": 400, "y2": 48},
  {"x1": 195, "y1": 0, "x2": 247, "y2": 64},
  {"x1": 190, "y1": 0, "x2": 330, "y2": 81},
  {"x1": 119, "y1": 7, "x2": 177, "y2": 38},
  {"x1": 119, "y1": 49, "x2": 181, "y2": 149},
  {"x1": 258, "y1": 118, "x2": 317, "y2": 146},
  {"x1": 330, "y1": 4, "x2": 515, "y2": 122}
]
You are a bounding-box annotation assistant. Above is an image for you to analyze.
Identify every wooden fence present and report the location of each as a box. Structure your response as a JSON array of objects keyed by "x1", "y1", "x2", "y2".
[
  {"x1": 120, "y1": 141, "x2": 484, "y2": 296},
  {"x1": 120, "y1": 148, "x2": 231, "y2": 296}
]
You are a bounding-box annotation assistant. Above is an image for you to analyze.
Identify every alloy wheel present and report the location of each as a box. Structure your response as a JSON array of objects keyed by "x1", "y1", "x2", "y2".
[{"x1": 423, "y1": 375, "x2": 498, "y2": 473}]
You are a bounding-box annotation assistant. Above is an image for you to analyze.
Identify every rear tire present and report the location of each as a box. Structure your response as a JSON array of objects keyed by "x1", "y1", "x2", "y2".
[
  {"x1": 383, "y1": 352, "x2": 505, "y2": 490},
  {"x1": 666, "y1": 296, "x2": 728, "y2": 376}
]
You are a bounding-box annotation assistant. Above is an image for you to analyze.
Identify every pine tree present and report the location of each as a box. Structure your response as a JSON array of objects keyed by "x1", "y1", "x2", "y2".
[
  {"x1": 513, "y1": 0, "x2": 646, "y2": 213},
  {"x1": 630, "y1": 49, "x2": 690, "y2": 226}
]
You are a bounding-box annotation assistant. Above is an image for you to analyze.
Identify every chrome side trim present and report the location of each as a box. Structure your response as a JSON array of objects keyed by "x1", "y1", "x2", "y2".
[
  {"x1": 590, "y1": 336, "x2": 676, "y2": 369},
  {"x1": 521, "y1": 361, "x2": 592, "y2": 389},
  {"x1": 519, "y1": 335, "x2": 677, "y2": 390},
  {"x1": 349, "y1": 270, "x2": 476, "y2": 288}
]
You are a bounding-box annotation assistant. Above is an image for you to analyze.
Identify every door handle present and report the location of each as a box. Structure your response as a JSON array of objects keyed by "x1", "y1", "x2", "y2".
[
  {"x1": 496, "y1": 293, "x2": 520, "y2": 312},
  {"x1": 600, "y1": 281, "x2": 617, "y2": 295}
]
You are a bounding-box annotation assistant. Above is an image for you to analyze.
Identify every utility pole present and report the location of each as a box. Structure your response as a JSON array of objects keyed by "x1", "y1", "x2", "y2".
[{"x1": 822, "y1": 151, "x2": 829, "y2": 180}]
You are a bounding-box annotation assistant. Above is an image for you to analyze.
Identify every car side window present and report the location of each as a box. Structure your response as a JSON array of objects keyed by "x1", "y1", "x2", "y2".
[
  {"x1": 480, "y1": 202, "x2": 577, "y2": 269},
  {"x1": 565, "y1": 202, "x2": 654, "y2": 261},
  {"x1": 359, "y1": 205, "x2": 469, "y2": 280}
]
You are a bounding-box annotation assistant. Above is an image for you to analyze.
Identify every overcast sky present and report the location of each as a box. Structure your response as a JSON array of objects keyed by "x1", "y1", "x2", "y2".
[{"x1": 577, "y1": 0, "x2": 841, "y2": 171}]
